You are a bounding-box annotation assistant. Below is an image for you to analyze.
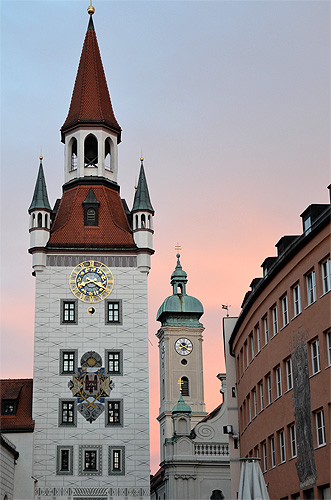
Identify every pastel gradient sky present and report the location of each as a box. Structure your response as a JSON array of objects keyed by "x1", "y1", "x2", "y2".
[{"x1": 1, "y1": 0, "x2": 330, "y2": 475}]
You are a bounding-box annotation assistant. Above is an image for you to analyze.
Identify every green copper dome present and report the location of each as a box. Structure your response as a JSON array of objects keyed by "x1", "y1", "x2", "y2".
[
  {"x1": 156, "y1": 254, "x2": 204, "y2": 327},
  {"x1": 172, "y1": 393, "x2": 191, "y2": 415}
]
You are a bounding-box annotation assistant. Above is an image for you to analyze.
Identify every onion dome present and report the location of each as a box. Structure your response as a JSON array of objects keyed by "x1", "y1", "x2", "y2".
[{"x1": 156, "y1": 254, "x2": 204, "y2": 327}]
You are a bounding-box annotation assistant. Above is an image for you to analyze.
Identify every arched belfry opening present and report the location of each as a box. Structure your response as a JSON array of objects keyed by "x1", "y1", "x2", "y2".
[
  {"x1": 181, "y1": 376, "x2": 189, "y2": 396},
  {"x1": 84, "y1": 134, "x2": 98, "y2": 167},
  {"x1": 70, "y1": 137, "x2": 78, "y2": 170},
  {"x1": 104, "y1": 137, "x2": 113, "y2": 171}
]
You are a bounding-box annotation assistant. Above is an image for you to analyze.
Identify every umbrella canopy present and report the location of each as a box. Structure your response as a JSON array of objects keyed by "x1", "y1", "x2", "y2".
[{"x1": 238, "y1": 459, "x2": 270, "y2": 500}]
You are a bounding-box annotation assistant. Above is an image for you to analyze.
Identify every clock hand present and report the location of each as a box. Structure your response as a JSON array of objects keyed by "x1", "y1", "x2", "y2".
[{"x1": 85, "y1": 277, "x2": 107, "y2": 291}]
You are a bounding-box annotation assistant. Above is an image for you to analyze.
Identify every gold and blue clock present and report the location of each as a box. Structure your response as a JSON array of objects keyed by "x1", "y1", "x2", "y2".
[{"x1": 69, "y1": 260, "x2": 114, "y2": 302}]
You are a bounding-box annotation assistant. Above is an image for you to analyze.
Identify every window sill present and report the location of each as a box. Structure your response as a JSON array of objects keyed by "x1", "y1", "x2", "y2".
[
  {"x1": 278, "y1": 460, "x2": 286, "y2": 466},
  {"x1": 305, "y1": 301, "x2": 316, "y2": 310},
  {"x1": 320, "y1": 289, "x2": 331, "y2": 298},
  {"x1": 289, "y1": 455, "x2": 297, "y2": 461},
  {"x1": 309, "y1": 370, "x2": 321, "y2": 379},
  {"x1": 275, "y1": 395, "x2": 282, "y2": 401},
  {"x1": 315, "y1": 443, "x2": 326, "y2": 450},
  {"x1": 284, "y1": 388, "x2": 293, "y2": 394},
  {"x1": 280, "y1": 323, "x2": 289, "y2": 332},
  {"x1": 291, "y1": 312, "x2": 302, "y2": 321}
]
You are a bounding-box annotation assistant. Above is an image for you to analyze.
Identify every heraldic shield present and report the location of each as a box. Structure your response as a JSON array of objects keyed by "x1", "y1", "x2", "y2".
[{"x1": 68, "y1": 351, "x2": 114, "y2": 423}]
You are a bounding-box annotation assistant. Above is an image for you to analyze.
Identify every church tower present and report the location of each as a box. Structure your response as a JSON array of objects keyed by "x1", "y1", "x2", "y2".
[
  {"x1": 29, "y1": 5, "x2": 153, "y2": 499},
  {"x1": 156, "y1": 254, "x2": 206, "y2": 461}
]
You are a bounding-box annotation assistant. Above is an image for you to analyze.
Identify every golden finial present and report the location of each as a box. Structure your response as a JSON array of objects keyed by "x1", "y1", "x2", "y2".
[
  {"x1": 39, "y1": 155, "x2": 43, "y2": 160},
  {"x1": 140, "y1": 156, "x2": 144, "y2": 162},
  {"x1": 175, "y1": 243, "x2": 181, "y2": 254},
  {"x1": 177, "y1": 378, "x2": 184, "y2": 393},
  {"x1": 87, "y1": 1, "x2": 95, "y2": 15}
]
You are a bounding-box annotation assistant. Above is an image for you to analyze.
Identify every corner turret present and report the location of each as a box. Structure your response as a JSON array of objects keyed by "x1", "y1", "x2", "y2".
[
  {"x1": 132, "y1": 157, "x2": 154, "y2": 273},
  {"x1": 28, "y1": 157, "x2": 51, "y2": 271}
]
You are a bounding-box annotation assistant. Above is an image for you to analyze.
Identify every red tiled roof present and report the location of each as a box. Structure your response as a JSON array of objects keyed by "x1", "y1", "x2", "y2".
[
  {"x1": 0, "y1": 379, "x2": 34, "y2": 432},
  {"x1": 47, "y1": 184, "x2": 136, "y2": 249},
  {"x1": 61, "y1": 16, "x2": 121, "y2": 142}
]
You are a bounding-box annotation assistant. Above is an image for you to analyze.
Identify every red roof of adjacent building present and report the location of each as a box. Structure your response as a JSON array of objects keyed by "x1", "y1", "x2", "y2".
[
  {"x1": 61, "y1": 15, "x2": 121, "y2": 142},
  {"x1": 47, "y1": 183, "x2": 136, "y2": 249},
  {"x1": 0, "y1": 379, "x2": 34, "y2": 432}
]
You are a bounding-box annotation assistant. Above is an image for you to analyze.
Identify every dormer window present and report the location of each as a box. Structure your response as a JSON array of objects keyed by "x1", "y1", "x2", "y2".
[
  {"x1": 83, "y1": 188, "x2": 100, "y2": 226},
  {"x1": 2, "y1": 400, "x2": 17, "y2": 415},
  {"x1": 84, "y1": 134, "x2": 98, "y2": 167},
  {"x1": 303, "y1": 215, "x2": 311, "y2": 234}
]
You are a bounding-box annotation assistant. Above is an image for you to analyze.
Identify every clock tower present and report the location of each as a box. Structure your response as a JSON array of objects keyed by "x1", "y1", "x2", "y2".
[
  {"x1": 156, "y1": 254, "x2": 206, "y2": 461},
  {"x1": 29, "y1": 6, "x2": 153, "y2": 500}
]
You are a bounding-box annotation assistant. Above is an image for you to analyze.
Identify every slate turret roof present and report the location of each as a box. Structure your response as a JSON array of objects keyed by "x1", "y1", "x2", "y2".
[{"x1": 28, "y1": 158, "x2": 51, "y2": 213}]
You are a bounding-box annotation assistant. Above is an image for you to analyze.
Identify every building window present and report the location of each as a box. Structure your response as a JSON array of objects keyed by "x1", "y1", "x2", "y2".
[
  {"x1": 108, "y1": 446, "x2": 125, "y2": 475},
  {"x1": 106, "y1": 400, "x2": 123, "y2": 426},
  {"x1": 326, "y1": 331, "x2": 331, "y2": 367},
  {"x1": 267, "y1": 375, "x2": 272, "y2": 405},
  {"x1": 253, "y1": 389, "x2": 257, "y2": 418},
  {"x1": 106, "y1": 350, "x2": 123, "y2": 375},
  {"x1": 56, "y1": 446, "x2": 73, "y2": 475},
  {"x1": 250, "y1": 333, "x2": 254, "y2": 360},
  {"x1": 272, "y1": 307, "x2": 278, "y2": 336},
  {"x1": 79, "y1": 445, "x2": 102, "y2": 476},
  {"x1": 275, "y1": 366, "x2": 282, "y2": 398},
  {"x1": 306, "y1": 271, "x2": 316, "y2": 305},
  {"x1": 311, "y1": 339, "x2": 320, "y2": 375},
  {"x1": 321, "y1": 257, "x2": 331, "y2": 294},
  {"x1": 181, "y1": 376, "x2": 189, "y2": 396},
  {"x1": 1, "y1": 399, "x2": 18, "y2": 415},
  {"x1": 248, "y1": 395, "x2": 251, "y2": 422},
  {"x1": 245, "y1": 341, "x2": 249, "y2": 368},
  {"x1": 270, "y1": 436, "x2": 275, "y2": 468},
  {"x1": 281, "y1": 296, "x2": 289, "y2": 327},
  {"x1": 262, "y1": 442, "x2": 267, "y2": 472},
  {"x1": 259, "y1": 382, "x2": 264, "y2": 411},
  {"x1": 293, "y1": 284, "x2": 301, "y2": 317},
  {"x1": 289, "y1": 424, "x2": 297, "y2": 458},
  {"x1": 60, "y1": 350, "x2": 77, "y2": 375},
  {"x1": 106, "y1": 300, "x2": 122, "y2": 324},
  {"x1": 61, "y1": 300, "x2": 77, "y2": 324},
  {"x1": 315, "y1": 410, "x2": 326, "y2": 447},
  {"x1": 279, "y1": 431, "x2": 286, "y2": 463},
  {"x1": 286, "y1": 358, "x2": 293, "y2": 391},
  {"x1": 256, "y1": 325, "x2": 261, "y2": 353},
  {"x1": 264, "y1": 316, "x2": 269, "y2": 344},
  {"x1": 59, "y1": 400, "x2": 76, "y2": 426}
]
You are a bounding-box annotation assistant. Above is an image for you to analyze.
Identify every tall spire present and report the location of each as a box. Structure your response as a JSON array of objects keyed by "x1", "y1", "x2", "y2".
[
  {"x1": 61, "y1": 7, "x2": 121, "y2": 143},
  {"x1": 29, "y1": 157, "x2": 51, "y2": 212},
  {"x1": 132, "y1": 158, "x2": 154, "y2": 213}
]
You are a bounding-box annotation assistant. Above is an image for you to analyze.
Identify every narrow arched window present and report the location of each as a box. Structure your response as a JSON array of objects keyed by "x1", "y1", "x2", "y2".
[
  {"x1": 71, "y1": 137, "x2": 78, "y2": 170},
  {"x1": 105, "y1": 137, "x2": 112, "y2": 171},
  {"x1": 32, "y1": 214, "x2": 36, "y2": 227},
  {"x1": 37, "y1": 213, "x2": 42, "y2": 227},
  {"x1": 135, "y1": 215, "x2": 138, "y2": 229},
  {"x1": 45, "y1": 214, "x2": 48, "y2": 228},
  {"x1": 177, "y1": 284, "x2": 183, "y2": 294},
  {"x1": 181, "y1": 376, "x2": 189, "y2": 396},
  {"x1": 84, "y1": 134, "x2": 98, "y2": 167},
  {"x1": 148, "y1": 215, "x2": 151, "y2": 229},
  {"x1": 141, "y1": 214, "x2": 146, "y2": 228},
  {"x1": 210, "y1": 491, "x2": 224, "y2": 500}
]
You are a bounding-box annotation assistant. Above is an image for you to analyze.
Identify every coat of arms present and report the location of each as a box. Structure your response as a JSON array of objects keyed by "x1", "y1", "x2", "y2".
[{"x1": 68, "y1": 351, "x2": 114, "y2": 423}]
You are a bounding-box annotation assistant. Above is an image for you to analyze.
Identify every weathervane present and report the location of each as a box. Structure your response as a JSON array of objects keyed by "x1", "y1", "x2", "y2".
[{"x1": 222, "y1": 304, "x2": 231, "y2": 317}]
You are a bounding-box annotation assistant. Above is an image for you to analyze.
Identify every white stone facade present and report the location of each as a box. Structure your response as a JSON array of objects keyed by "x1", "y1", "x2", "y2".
[{"x1": 32, "y1": 255, "x2": 150, "y2": 499}]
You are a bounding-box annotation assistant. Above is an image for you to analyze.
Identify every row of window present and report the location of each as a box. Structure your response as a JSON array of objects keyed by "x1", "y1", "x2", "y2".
[
  {"x1": 237, "y1": 257, "x2": 330, "y2": 378},
  {"x1": 62, "y1": 300, "x2": 121, "y2": 324},
  {"x1": 248, "y1": 408, "x2": 326, "y2": 473},
  {"x1": 60, "y1": 349, "x2": 123, "y2": 376},
  {"x1": 240, "y1": 331, "x2": 331, "y2": 429},
  {"x1": 31, "y1": 212, "x2": 49, "y2": 229},
  {"x1": 280, "y1": 484, "x2": 330, "y2": 500},
  {"x1": 69, "y1": 135, "x2": 114, "y2": 171},
  {"x1": 57, "y1": 444, "x2": 124, "y2": 476},
  {"x1": 59, "y1": 399, "x2": 123, "y2": 427}
]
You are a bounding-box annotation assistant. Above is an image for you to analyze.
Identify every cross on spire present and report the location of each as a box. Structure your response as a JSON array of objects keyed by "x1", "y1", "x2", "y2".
[
  {"x1": 175, "y1": 243, "x2": 181, "y2": 254},
  {"x1": 178, "y1": 378, "x2": 184, "y2": 393}
]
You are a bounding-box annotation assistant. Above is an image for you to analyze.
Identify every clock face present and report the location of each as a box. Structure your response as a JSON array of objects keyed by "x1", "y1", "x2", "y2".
[
  {"x1": 69, "y1": 260, "x2": 114, "y2": 303},
  {"x1": 175, "y1": 338, "x2": 193, "y2": 356}
]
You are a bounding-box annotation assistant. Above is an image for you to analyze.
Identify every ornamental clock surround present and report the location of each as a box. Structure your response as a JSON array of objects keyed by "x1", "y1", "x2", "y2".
[{"x1": 69, "y1": 260, "x2": 114, "y2": 302}]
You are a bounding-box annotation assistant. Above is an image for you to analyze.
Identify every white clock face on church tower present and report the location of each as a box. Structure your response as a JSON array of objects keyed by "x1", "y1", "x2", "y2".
[{"x1": 175, "y1": 338, "x2": 193, "y2": 356}]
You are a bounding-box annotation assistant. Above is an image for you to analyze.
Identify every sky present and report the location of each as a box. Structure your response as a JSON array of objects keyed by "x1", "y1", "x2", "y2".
[{"x1": 0, "y1": 0, "x2": 330, "y2": 475}]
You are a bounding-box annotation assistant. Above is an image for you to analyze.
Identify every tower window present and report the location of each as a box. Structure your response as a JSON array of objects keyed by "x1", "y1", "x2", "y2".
[
  {"x1": 78, "y1": 445, "x2": 102, "y2": 476},
  {"x1": 87, "y1": 208, "x2": 96, "y2": 222},
  {"x1": 84, "y1": 134, "x2": 98, "y2": 167},
  {"x1": 108, "y1": 446, "x2": 125, "y2": 475},
  {"x1": 141, "y1": 214, "x2": 146, "y2": 228},
  {"x1": 59, "y1": 400, "x2": 76, "y2": 426},
  {"x1": 106, "y1": 349, "x2": 123, "y2": 375},
  {"x1": 181, "y1": 376, "x2": 189, "y2": 396},
  {"x1": 61, "y1": 300, "x2": 77, "y2": 324},
  {"x1": 105, "y1": 137, "x2": 113, "y2": 171},
  {"x1": 38, "y1": 212, "x2": 43, "y2": 227},
  {"x1": 106, "y1": 300, "x2": 122, "y2": 324},
  {"x1": 56, "y1": 446, "x2": 73, "y2": 475},
  {"x1": 71, "y1": 138, "x2": 78, "y2": 170},
  {"x1": 60, "y1": 349, "x2": 78, "y2": 375},
  {"x1": 106, "y1": 400, "x2": 123, "y2": 426}
]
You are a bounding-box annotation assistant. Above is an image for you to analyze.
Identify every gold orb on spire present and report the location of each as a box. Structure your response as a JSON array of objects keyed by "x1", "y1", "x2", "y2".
[
  {"x1": 140, "y1": 156, "x2": 144, "y2": 162},
  {"x1": 87, "y1": 1, "x2": 95, "y2": 15},
  {"x1": 39, "y1": 155, "x2": 43, "y2": 160}
]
